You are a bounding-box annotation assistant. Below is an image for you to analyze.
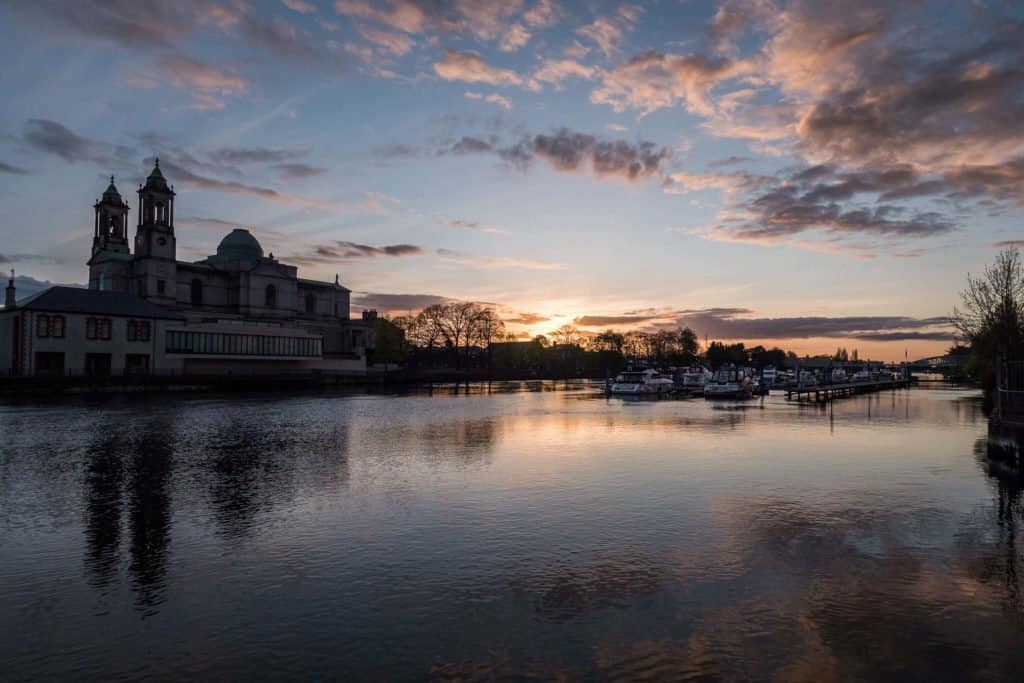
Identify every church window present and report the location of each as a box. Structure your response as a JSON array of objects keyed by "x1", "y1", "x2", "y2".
[
  {"x1": 305, "y1": 292, "x2": 316, "y2": 314},
  {"x1": 36, "y1": 315, "x2": 50, "y2": 338},
  {"x1": 191, "y1": 279, "x2": 203, "y2": 306},
  {"x1": 265, "y1": 284, "x2": 277, "y2": 309}
]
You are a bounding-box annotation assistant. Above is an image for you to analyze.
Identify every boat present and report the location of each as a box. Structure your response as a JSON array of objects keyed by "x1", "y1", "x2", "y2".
[
  {"x1": 852, "y1": 370, "x2": 872, "y2": 382},
  {"x1": 610, "y1": 368, "x2": 675, "y2": 395},
  {"x1": 797, "y1": 370, "x2": 818, "y2": 387},
  {"x1": 674, "y1": 365, "x2": 712, "y2": 396},
  {"x1": 704, "y1": 365, "x2": 756, "y2": 399},
  {"x1": 761, "y1": 366, "x2": 778, "y2": 386},
  {"x1": 830, "y1": 368, "x2": 848, "y2": 383}
]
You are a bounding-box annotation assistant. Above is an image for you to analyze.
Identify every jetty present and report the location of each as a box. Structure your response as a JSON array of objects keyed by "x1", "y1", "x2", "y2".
[{"x1": 785, "y1": 377, "x2": 911, "y2": 402}]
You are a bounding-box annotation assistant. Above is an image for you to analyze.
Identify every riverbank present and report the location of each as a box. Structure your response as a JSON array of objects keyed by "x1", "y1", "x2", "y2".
[{"x1": 0, "y1": 368, "x2": 606, "y2": 394}]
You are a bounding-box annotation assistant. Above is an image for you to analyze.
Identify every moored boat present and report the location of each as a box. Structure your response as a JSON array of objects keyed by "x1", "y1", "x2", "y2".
[
  {"x1": 610, "y1": 368, "x2": 675, "y2": 395},
  {"x1": 704, "y1": 365, "x2": 756, "y2": 399},
  {"x1": 674, "y1": 365, "x2": 712, "y2": 396}
]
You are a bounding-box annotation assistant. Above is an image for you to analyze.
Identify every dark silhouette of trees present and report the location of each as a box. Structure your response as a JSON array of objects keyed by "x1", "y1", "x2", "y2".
[{"x1": 953, "y1": 246, "x2": 1024, "y2": 408}]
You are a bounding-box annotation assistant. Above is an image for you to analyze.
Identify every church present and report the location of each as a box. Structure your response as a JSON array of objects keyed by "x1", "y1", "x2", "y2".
[{"x1": 0, "y1": 161, "x2": 375, "y2": 377}]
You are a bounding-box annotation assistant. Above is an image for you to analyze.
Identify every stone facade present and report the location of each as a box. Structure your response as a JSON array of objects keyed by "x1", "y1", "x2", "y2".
[{"x1": 0, "y1": 161, "x2": 376, "y2": 377}]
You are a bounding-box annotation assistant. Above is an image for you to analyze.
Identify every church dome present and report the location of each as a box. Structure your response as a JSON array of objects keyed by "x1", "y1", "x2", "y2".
[{"x1": 215, "y1": 228, "x2": 264, "y2": 261}]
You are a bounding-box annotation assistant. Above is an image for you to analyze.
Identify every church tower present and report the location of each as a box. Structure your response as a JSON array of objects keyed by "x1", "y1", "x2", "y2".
[
  {"x1": 132, "y1": 159, "x2": 178, "y2": 303},
  {"x1": 87, "y1": 176, "x2": 133, "y2": 291},
  {"x1": 92, "y1": 177, "x2": 130, "y2": 257}
]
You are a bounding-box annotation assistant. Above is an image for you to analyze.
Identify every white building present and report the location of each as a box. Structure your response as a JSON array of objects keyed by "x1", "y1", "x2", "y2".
[{"x1": 0, "y1": 162, "x2": 376, "y2": 377}]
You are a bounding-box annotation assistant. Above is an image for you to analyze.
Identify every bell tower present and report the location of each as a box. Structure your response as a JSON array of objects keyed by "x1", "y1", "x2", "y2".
[
  {"x1": 92, "y1": 177, "x2": 130, "y2": 256},
  {"x1": 135, "y1": 158, "x2": 176, "y2": 260},
  {"x1": 133, "y1": 159, "x2": 178, "y2": 304}
]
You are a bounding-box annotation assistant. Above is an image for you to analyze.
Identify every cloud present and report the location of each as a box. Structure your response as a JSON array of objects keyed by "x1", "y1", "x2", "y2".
[
  {"x1": 357, "y1": 24, "x2": 415, "y2": 56},
  {"x1": 286, "y1": 240, "x2": 425, "y2": 265},
  {"x1": 372, "y1": 142, "x2": 421, "y2": 158},
  {"x1": 670, "y1": 308, "x2": 952, "y2": 341},
  {"x1": 22, "y1": 119, "x2": 127, "y2": 166},
  {"x1": 0, "y1": 161, "x2": 30, "y2": 175},
  {"x1": 335, "y1": 0, "x2": 526, "y2": 43},
  {"x1": 500, "y1": 128, "x2": 671, "y2": 181},
  {"x1": 272, "y1": 162, "x2": 327, "y2": 179},
  {"x1": 523, "y1": 0, "x2": 561, "y2": 29},
  {"x1": 351, "y1": 292, "x2": 452, "y2": 313},
  {"x1": 464, "y1": 91, "x2": 512, "y2": 110},
  {"x1": 282, "y1": 0, "x2": 317, "y2": 14},
  {"x1": 499, "y1": 23, "x2": 532, "y2": 52},
  {"x1": 436, "y1": 249, "x2": 561, "y2": 270},
  {"x1": 591, "y1": 50, "x2": 754, "y2": 117},
  {"x1": 433, "y1": 49, "x2": 539, "y2": 91},
  {"x1": 0, "y1": 253, "x2": 55, "y2": 265},
  {"x1": 153, "y1": 157, "x2": 345, "y2": 210},
  {"x1": 437, "y1": 218, "x2": 504, "y2": 234},
  {"x1": 575, "y1": 314, "x2": 661, "y2": 327},
  {"x1": 208, "y1": 146, "x2": 305, "y2": 165},
  {"x1": 445, "y1": 136, "x2": 494, "y2": 155},
  {"x1": 15, "y1": 0, "x2": 342, "y2": 69},
  {"x1": 505, "y1": 312, "x2": 551, "y2": 325},
  {"x1": 532, "y1": 58, "x2": 596, "y2": 89},
  {"x1": 148, "y1": 54, "x2": 247, "y2": 110},
  {"x1": 6, "y1": 275, "x2": 84, "y2": 301},
  {"x1": 577, "y1": 17, "x2": 624, "y2": 59}
]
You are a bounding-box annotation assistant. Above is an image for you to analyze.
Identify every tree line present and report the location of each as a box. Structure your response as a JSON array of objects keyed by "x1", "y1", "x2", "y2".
[{"x1": 369, "y1": 302, "x2": 812, "y2": 375}]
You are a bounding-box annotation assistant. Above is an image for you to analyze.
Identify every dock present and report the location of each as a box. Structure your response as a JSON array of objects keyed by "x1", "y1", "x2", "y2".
[{"x1": 785, "y1": 377, "x2": 911, "y2": 402}]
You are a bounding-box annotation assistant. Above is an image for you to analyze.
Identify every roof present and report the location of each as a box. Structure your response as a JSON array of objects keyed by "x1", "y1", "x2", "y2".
[
  {"x1": 298, "y1": 277, "x2": 350, "y2": 292},
  {"x1": 205, "y1": 228, "x2": 264, "y2": 263},
  {"x1": 142, "y1": 159, "x2": 173, "y2": 194},
  {"x1": 10, "y1": 286, "x2": 183, "y2": 319},
  {"x1": 102, "y1": 176, "x2": 122, "y2": 201}
]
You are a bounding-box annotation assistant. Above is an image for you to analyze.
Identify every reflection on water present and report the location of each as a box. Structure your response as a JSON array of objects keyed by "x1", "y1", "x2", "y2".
[{"x1": 1, "y1": 383, "x2": 1022, "y2": 679}]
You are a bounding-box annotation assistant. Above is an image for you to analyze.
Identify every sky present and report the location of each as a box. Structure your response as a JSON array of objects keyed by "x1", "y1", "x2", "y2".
[{"x1": 1, "y1": 0, "x2": 1022, "y2": 361}]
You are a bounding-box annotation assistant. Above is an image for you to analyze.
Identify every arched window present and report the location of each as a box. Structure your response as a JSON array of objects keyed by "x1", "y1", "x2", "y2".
[
  {"x1": 305, "y1": 292, "x2": 316, "y2": 314},
  {"x1": 97, "y1": 271, "x2": 106, "y2": 291},
  {"x1": 190, "y1": 278, "x2": 203, "y2": 306},
  {"x1": 265, "y1": 284, "x2": 277, "y2": 309}
]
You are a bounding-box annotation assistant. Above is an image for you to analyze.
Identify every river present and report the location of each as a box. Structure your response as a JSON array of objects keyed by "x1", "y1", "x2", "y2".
[{"x1": 2, "y1": 382, "x2": 1022, "y2": 680}]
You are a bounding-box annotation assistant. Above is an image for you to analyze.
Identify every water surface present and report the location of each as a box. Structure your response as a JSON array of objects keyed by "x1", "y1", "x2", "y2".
[{"x1": 2, "y1": 383, "x2": 1022, "y2": 680}]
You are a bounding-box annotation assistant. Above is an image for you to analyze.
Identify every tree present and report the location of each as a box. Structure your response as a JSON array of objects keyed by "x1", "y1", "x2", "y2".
[
  {"x1": 677, "y1": 327, "x2": 699, "y2": 364},
  {"x1": 370, "y1": 318, "x2": 406, "y2": 366},
  {"x1": 591, "y1": 329, "x2": 625, "y2": 354},
  {"x1": 550, "y1": 324, "x2": 582, "y2": 346},
  {"x1": 952, "y1": 246, "x2": 1024, "y2": 408}
]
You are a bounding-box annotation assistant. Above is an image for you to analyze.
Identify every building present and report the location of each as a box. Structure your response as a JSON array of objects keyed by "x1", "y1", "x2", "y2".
[{"x1": 1, "y1": 161, "x2": 376, "y2": 377}]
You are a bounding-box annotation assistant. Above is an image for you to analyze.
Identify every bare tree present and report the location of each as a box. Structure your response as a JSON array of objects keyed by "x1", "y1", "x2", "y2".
[{"x1": 549, "y1": 324, "x2": 582, "y2": 346}]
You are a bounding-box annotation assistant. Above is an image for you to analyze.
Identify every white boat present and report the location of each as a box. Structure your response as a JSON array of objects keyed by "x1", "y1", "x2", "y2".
[
  {"x1": 704, "y1": 365, "x2": 756, "y2": 399},
  {"x1": 676, "y1": 365, "x2": 712, "y2": 395},
  {"x1": 610, "y1": 368, "x2": 675, "y2": 395},
  {"x1": 852, "y1": 370, "x2": 872, "y2": 382},
  {"x1": 761, "y1": 366, "x2": 778, "y2": 386},
  {"x1": 830, "y1": 368, "x2": 848, "y2": 383},
  {"x1": 798, "y1": 370, "x2": 818, "y2": 387}
]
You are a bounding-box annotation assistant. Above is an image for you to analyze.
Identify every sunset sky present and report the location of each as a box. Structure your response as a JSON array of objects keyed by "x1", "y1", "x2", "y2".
[{"x1": 1, "y1": 0, "x2": 1022, "y2": 360}]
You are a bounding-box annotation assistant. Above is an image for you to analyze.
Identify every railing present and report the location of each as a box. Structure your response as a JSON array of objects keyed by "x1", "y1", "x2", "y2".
[{"x1": 997, "y1": 360, "x2": 1024, "y2": 418}]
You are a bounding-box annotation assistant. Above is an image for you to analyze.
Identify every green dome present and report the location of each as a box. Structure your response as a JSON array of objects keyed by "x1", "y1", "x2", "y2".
[{"x1": 215, "y1": 229, "x2": 264, "y2": 261}]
